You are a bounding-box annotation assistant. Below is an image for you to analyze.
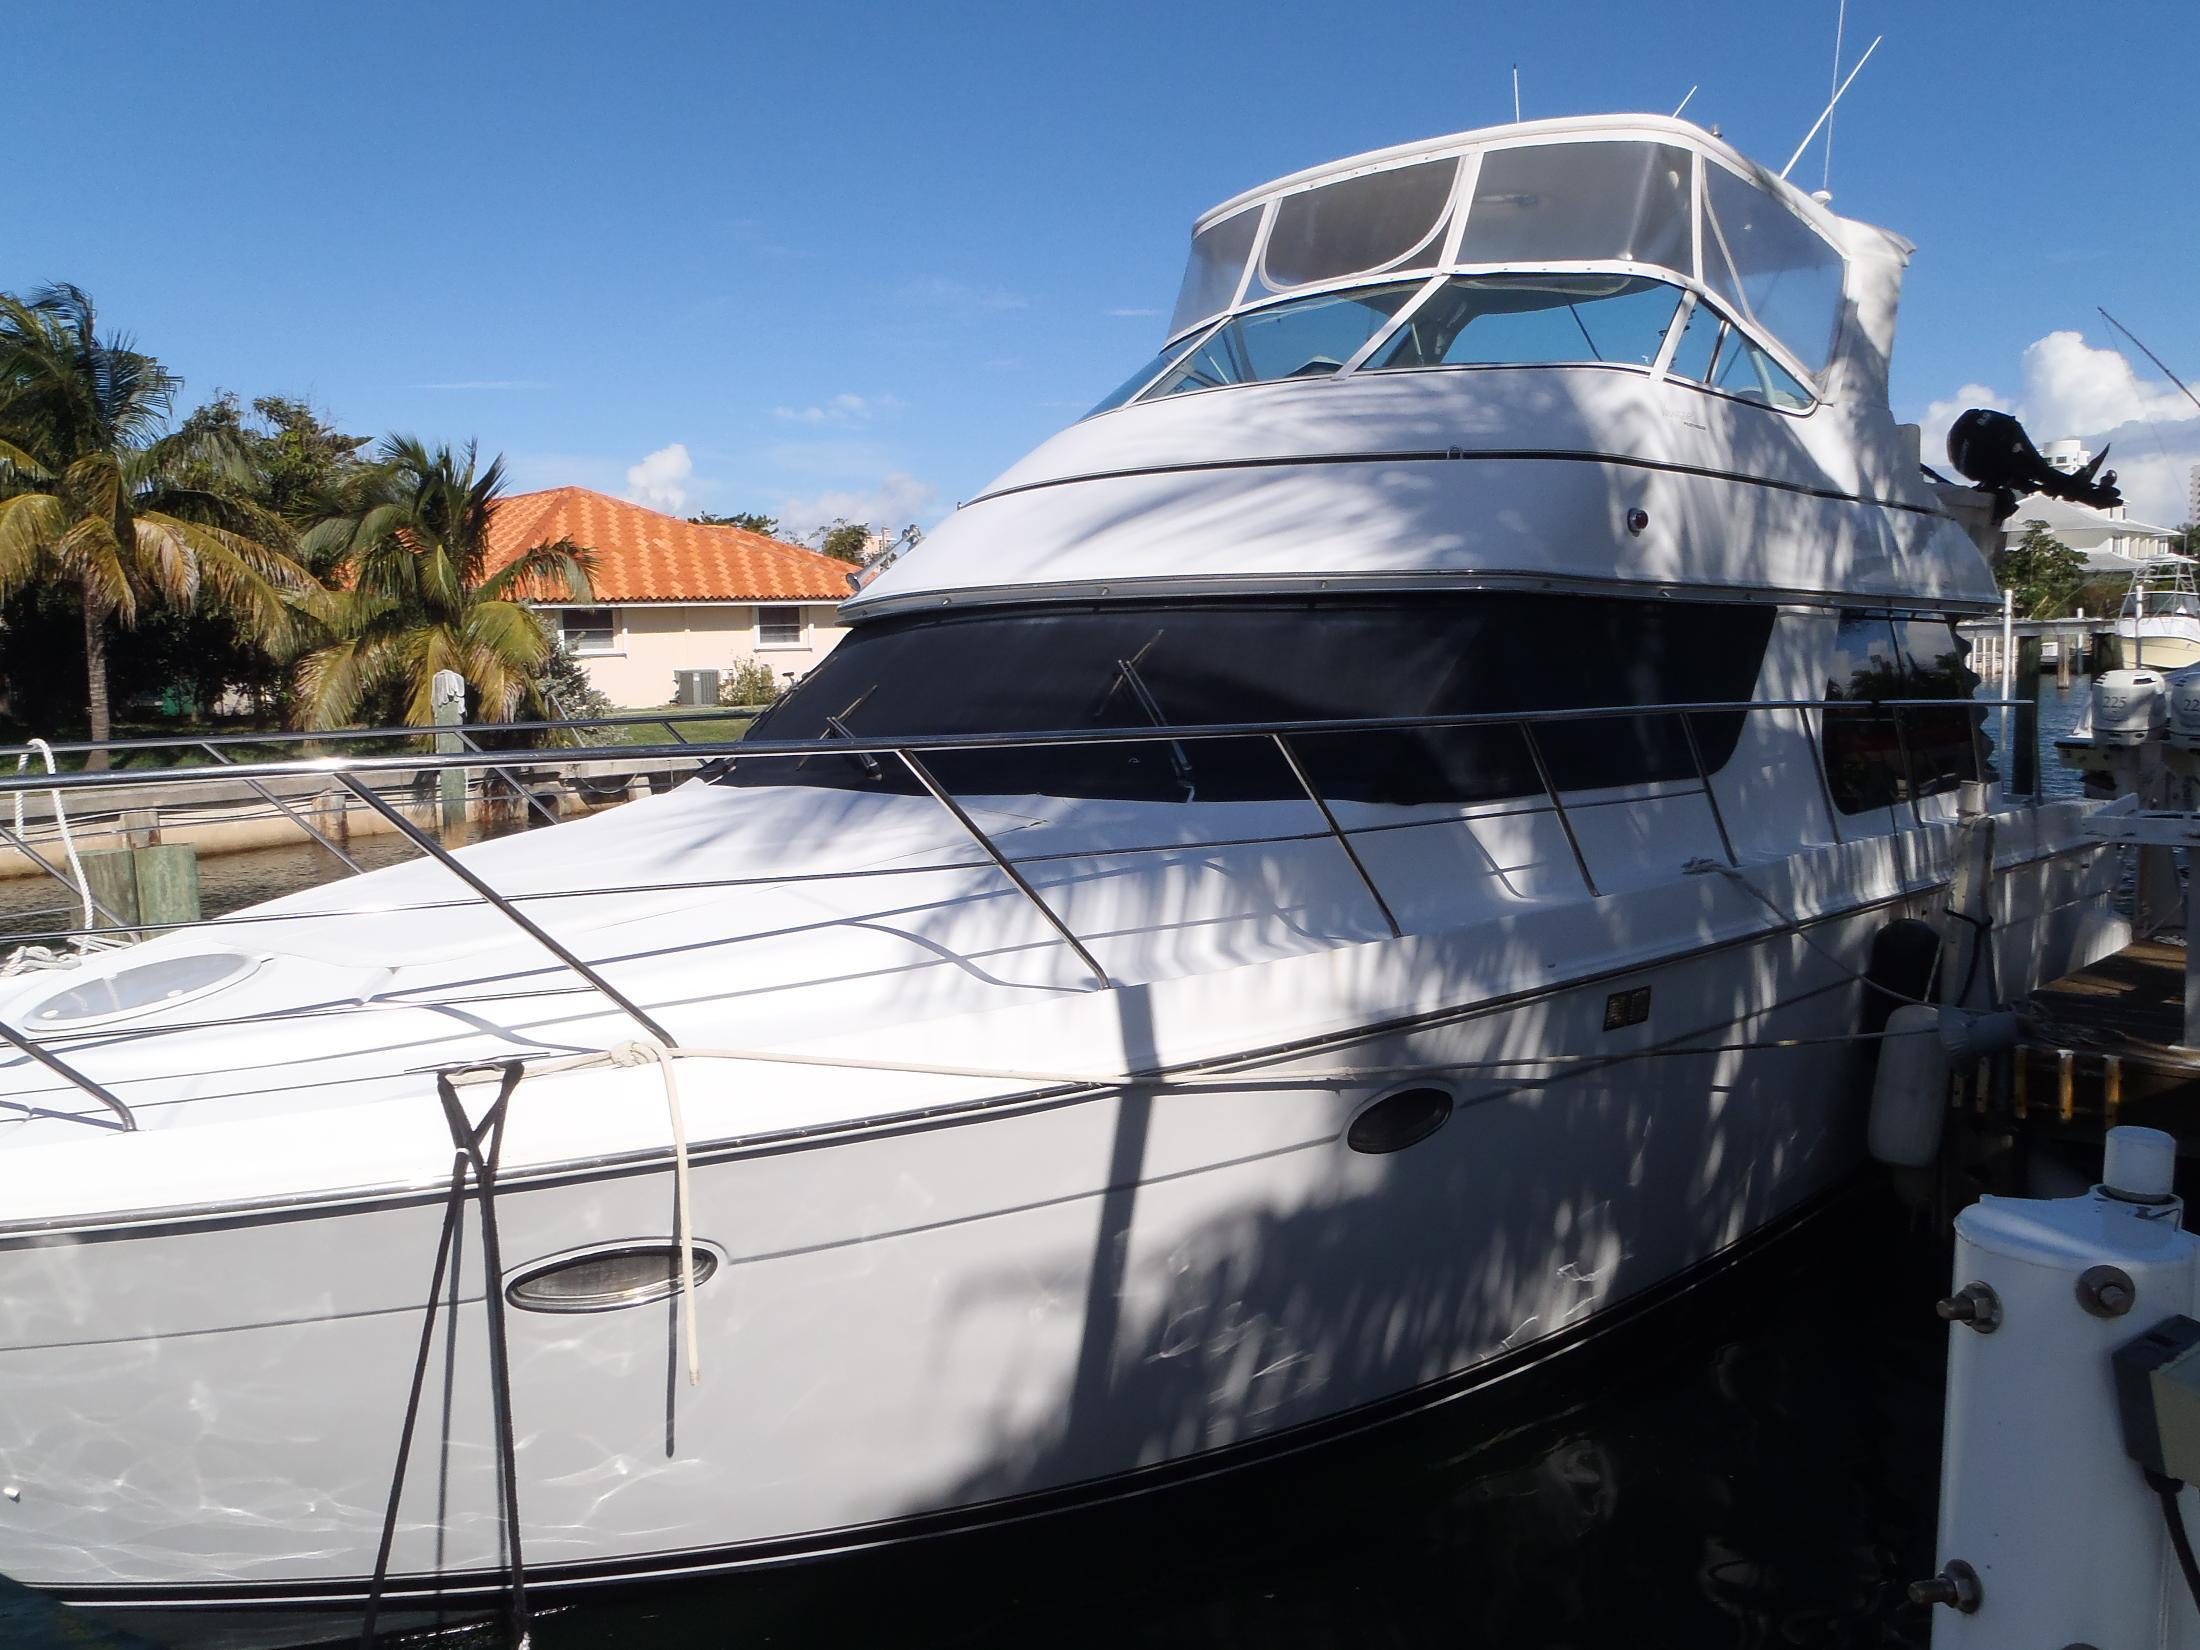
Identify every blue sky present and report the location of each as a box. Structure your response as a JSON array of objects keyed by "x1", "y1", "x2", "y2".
[{"x1": 11, "y1": 1, "x2": 2200, "y2": 532}]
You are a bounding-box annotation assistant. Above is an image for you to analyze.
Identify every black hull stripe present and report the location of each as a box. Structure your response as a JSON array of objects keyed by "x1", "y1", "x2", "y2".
[
  {"x1": 50, "y1": 1178, "x2": 1856, "y2": 1615},
  {"x1": 961, "y1": 446, "x2": 1951, "y2": 520}
]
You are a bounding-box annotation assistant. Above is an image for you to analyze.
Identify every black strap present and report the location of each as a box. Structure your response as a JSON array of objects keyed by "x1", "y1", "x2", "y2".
[{"x1": 360, "y1": 1062, "x2": 532, "y2": 1647}]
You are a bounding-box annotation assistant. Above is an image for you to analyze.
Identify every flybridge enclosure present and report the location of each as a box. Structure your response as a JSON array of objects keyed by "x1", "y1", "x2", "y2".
[{"x1": 1164, "y1": 116, "x2": 1853, "y2": 392}]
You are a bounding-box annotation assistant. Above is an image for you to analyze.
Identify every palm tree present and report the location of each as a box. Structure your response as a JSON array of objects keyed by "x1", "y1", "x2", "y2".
[
  {"x1": 0, "y1": 284, "x2": 315, "y2": 761},
  {"x1": 294, "y1": 436, "x2": 594, "y2": 728}
]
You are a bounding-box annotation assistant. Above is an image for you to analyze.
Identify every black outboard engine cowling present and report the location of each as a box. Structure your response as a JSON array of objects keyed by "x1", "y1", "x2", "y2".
[{"x1": 1946, "y1": 407, "x2": 2122, "y2": 523}]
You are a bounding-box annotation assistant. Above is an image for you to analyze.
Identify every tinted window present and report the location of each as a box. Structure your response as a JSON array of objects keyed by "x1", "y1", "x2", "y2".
[
  {"x1": 1821, "y1": 613, "x2": 1982, "y2": 814},
  {"x1": 1142, "y1": 283, "x2": 1422, "y2": 399},
  {"x1": 1256, "y1": 159, "x2": 1457, "y2": 293},
  {"x1": 1168, "y1": 205, "x2": 1262, "y2": 336},
  {"x1": 1458, "y1": 142, "x2": 1693, "y2": 270},
  {"x1": 1366, "y1": 275, "x2": 1683, "y2": 371},
  {"x1": 723, "y1": 595, "x2": 1775, "y2": 807}
]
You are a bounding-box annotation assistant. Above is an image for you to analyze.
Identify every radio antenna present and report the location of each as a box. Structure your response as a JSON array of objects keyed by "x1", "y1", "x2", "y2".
[
  {"x1": 1822, "y1": 0, "x2": 1848, "y2": 192},
  {"x1": 1779, "y1": 33, "x2": 1881, "y2": 180},
  {"x1": 1672, "y1": 84, "x2": 1698, "y2": 118},
  {"x1": 2098, "y1": 306, "x2": 2200, "y2": 418},
  {"x1": 1512, "y1": 65, "x2": 1521, "y2": 122}
]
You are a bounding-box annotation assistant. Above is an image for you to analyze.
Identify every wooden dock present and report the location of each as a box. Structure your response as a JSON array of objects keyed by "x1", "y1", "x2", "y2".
[{"x1": 2003, "y1": 937, "x2": 2200, "y2": 1149}]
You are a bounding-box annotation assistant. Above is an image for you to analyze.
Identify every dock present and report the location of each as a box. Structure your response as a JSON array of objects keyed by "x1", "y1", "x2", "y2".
[{"x1": 2011, "y1": 937, "x2": 2200, "y2": 1146}]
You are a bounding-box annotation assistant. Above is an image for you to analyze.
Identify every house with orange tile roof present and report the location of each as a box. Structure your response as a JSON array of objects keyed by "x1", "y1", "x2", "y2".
[{"x1": 485, "y1": 487, "x2": 855, "y2": 706}]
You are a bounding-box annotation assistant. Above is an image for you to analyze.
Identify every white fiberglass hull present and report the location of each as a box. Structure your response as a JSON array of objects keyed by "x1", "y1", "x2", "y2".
[
  {"x1": 0, "y1": 804, "x2": 2121, "y2": 1647},
  {"x1": 2117, "y1": 617, "x2": 2200, "y2": 671}
]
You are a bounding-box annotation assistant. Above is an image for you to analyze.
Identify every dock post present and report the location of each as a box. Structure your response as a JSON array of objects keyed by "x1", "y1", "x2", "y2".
[
  {"x1": 131, "y1": 844, "x2": 200, "y2": 932},
  {"x1": 2013, "y1": 635, "x2": 2042, "y2": 798},
  {"x1": 2093, "y1": 629, "x2": 2123, "y2": 673},
  {"x1": 2056, "y1": 631, "x2": 2074, "y2": 688},
  {"x1": 433, "y1": 669, "x2": 468, "y2": 839},
  {"x1": 80, "y1": 850, "x2": 140, "y2": 932}
]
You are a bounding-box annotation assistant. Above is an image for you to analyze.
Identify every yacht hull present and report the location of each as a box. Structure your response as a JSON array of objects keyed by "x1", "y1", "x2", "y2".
[{"x1": 4, "y1": 844, "x2": 2122, "y2": 1649}]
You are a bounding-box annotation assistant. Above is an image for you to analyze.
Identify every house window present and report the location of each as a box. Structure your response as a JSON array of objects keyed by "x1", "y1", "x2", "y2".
[
  {"x1": 758, "y1": 606, "x2": 804, "y2": 647},
  {"x1": 557, "y1": 607, "x2": 617, "y2": 654}
]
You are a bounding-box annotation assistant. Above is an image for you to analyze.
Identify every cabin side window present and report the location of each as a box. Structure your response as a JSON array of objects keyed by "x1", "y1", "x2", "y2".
[{"x1": 1819, "y1": 613, "x2": 1983, "y2": 815}]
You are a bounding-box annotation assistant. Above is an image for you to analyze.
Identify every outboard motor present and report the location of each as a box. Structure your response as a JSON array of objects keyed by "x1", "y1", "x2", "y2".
[
  {"x1": 2059, "y1": 667, "x2": 2169, "y2": 798},
  {"x1": 2158, "y1": 670, "x2": 2200, "y2": 796},
  {"x1": 1947, "y1": 407, "x2": 2123, "y2": 523},
  {"x1": 2093, "y1": 668, "x2": 2169, "y2": 746}
]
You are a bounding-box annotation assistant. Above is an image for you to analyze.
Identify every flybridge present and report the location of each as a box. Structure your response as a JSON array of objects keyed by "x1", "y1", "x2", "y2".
[{"x1": 1158, "y1": 115, "x2": 1854, "y2": 395}]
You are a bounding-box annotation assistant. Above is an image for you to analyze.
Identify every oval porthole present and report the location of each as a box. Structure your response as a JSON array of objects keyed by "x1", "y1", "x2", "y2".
[
  {"x1": 1346, "y1": 1086, "x2": 1454, "y2": 1154},
  {"x1": 28, "y1": 952, "x2": 262, "y2": 1030},
  {"x1": 506, "y1": 1243, "x2": 718, "y2": 1313}
]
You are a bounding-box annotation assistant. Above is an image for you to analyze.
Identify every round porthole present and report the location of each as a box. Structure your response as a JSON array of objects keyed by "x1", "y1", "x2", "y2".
[
  {"x1": 506, "y1": 1242, "x2": 719, "y2": 1313},
  {"x1": 1346, "y1": 1085, "x2": 1454, "y2": 1154}
]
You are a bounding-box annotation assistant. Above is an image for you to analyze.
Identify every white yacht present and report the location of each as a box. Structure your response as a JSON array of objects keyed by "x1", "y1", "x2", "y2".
[
  {"x1": 0, "y1": 114, "x2": 2127, "y2": 1647},
  {"x1": 2118, "y1": 554, "x2": 2200, "y2": 670}
]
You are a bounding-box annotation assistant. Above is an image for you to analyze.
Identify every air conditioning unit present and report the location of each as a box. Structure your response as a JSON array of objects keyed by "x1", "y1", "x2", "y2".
[{"x1": 673, "y1": 669, "x2": 722, "y2": 707}]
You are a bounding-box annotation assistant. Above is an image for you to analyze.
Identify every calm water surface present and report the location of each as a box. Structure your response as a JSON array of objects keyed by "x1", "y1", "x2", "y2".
[{"x1": 0, "y1": 685, "x2": 2097, "y2": 1646}]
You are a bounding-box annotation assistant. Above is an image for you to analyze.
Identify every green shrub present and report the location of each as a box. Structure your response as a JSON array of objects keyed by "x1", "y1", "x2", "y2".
[{"x1": 720, "y1": 657, "x2": 784, "y2": 708}]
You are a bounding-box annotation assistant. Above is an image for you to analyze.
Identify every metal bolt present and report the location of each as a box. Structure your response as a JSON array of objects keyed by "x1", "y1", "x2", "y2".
[
  {"x1": 2077, "y1": 1265, "x2": 2137, "y2": 1318},
  {"x1": 1909, "y1": 1559, "x2": 1982, "y2": 1613},
  {"x1": 1625, "y1": 508, "x2": 1650, "y2": 536},
  {"x1": 1935, "y1": 1282, "x2": 2002, "y2": 1333}
]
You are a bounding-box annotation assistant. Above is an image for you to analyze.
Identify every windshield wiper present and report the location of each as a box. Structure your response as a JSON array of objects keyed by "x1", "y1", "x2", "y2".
[{"x1": 1112, "y1": 645, "x2": 1195, "y2": 801}]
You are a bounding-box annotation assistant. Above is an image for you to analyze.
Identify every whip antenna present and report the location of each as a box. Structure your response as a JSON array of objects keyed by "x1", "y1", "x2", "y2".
[
  {"x1": 1672, "y1": 84, "x2": 1698, "y2": 118},
  {"x1": 1823, "y1": 0, "x2": 1847, "y2": 191},
  {"x1": 2098, "y1": 307, "x2": 2200, "y2": 418},
  {"x1": 1512, "y1": 64, "x2": 1521, "y2": 122},
  {"x1": 1779, "y1": 34, "x2": 1881, "y2": 180}
]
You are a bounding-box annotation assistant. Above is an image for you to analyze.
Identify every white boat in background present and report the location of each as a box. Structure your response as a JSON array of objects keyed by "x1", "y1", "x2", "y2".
[
  {"x1": 0, "y1": 113, "x2": 2129, "y2": 1648},
  {"x1": 2117, "y1": 554, "x2": 2200, "y2": 671}
]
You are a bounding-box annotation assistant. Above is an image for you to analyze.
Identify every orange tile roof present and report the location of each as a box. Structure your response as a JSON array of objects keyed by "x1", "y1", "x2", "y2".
[{"x1": 484, "y1": 486, "x2": 854, "y2": 603}]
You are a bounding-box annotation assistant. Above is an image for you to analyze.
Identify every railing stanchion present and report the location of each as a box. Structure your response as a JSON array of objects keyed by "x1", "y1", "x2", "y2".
[
  {"x1": 1519, "y1": 724, "x2": 1599, "y2": 896},
  {"x1": 335, "y1": 774, "x2": 680, "y2": 1045},
  {"x1": 1676, "y1": 711, "x2": 1739, "y2": 868},
  {"x1": 199, "y1": 743, "x2": 364, "y2": 874},
  {"x1": 1800, "y1": 708, "x2": 1843, "y2": 845},
  {"x1": 894, "y1": 750, "x2": 1111, "y2": 989},
  {"x1": 0, "y1": 1017, "x2": 137, "y2": 1131},
  {"x1": 1270, "y1": 733, "x2": 1402, "y2": 939},
  {"x1": 1890, "y1": 704, "x2": 1925, "y2": 827}
]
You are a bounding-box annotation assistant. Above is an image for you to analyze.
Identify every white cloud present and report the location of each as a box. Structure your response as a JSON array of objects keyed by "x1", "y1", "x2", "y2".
[
  {"x1": 1917, "y1": 331, "x2": 2200, "y2": 525},
  {"x1": 625, "y1": 442, "x2": 695, "y2": 513},
  {"x1": 2020, "y1": 329, "x2": 2195, "y2": 435},
  {"x1": 775, "y1": 471, "x2": 943, "y2": 543},
  {"x1": 771, "y1": 393, "x2": 903, "y2": 426}
]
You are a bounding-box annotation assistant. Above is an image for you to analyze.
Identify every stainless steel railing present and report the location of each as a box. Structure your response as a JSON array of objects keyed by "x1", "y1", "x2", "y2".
[{"x1": 0, "y1": 696, "x2": 2025, "y2": 1131}]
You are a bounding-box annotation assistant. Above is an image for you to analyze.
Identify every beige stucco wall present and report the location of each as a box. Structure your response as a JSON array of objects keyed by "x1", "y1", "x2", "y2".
[{"x1": 540, "y1": 602, "x2": 849, "y2": 707}]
